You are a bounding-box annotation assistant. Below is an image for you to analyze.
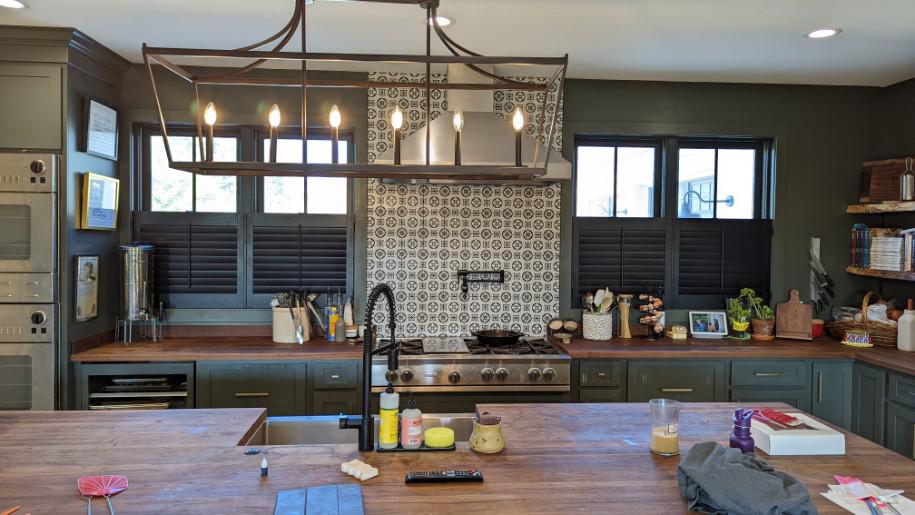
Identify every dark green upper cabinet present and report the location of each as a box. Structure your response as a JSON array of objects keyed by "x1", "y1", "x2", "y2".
[
  {"x1": 0, "y1": 63, "x2": 61, "y2": 150},
  {"x1": 811, "y1": 361, "x2": 853, "y2": 430}
]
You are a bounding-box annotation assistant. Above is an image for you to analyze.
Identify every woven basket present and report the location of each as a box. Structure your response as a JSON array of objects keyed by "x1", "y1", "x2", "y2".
[{"x1": 825, "y1": 291, "x2": 897, "y2": 347}]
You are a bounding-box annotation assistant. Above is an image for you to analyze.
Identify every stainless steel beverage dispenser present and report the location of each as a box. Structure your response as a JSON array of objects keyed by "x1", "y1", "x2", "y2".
[{"x1": 117, "y1": 243, "x2": 163, "y2": 342}]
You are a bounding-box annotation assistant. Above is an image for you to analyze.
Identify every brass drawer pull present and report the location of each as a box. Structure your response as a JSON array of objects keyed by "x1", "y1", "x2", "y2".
[
  {"x1": 596, "y1": 372, "x2": 608, "y2": 378},
  {"x1": 235, "y1": 392, "x2": 270, "y2": 398},
  {"x1": 330, "y1": 374, "x2": 341, "y2": 379},
  {"x1": 753, "y1": 372, "x2": 785, "y2": 377},
  {"x1": 661, "y1": 388, "x2": 694, "y2": 393}
]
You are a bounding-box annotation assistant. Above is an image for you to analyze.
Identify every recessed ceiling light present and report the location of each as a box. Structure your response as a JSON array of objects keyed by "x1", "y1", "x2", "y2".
[
  {"x1": 0, "y1": 0, "x2": 25, "y2": 7},
  {"x1": 429, "y1": 15, "x2": 453, "y2": 27},
  {"x1": 806, "y1": 28, "x2": 841, "y2": 39}
]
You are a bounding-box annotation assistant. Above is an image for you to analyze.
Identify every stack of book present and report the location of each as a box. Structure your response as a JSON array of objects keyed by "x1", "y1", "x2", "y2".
[{"x1": 850, "y1": 226, "x2": 915, "y2": 271}]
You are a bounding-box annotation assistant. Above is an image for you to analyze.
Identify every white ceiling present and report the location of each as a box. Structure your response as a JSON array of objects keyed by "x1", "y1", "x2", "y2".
[{"x1": 2, "y1": 0, "x2": 915, "y2": 86}]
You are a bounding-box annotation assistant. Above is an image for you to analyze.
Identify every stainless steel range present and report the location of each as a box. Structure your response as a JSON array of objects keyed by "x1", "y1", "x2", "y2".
[{"x1": 371, "y1": 337, "x2": 571, "y2": 396}]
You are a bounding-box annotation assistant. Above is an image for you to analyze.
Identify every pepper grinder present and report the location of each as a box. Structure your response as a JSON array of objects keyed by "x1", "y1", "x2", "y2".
[
  {"x1": 901, "y1": 157, "x2": 914, "y2": 201},
  {"x1": 729, "y1": 408, "x2": 756, "y2": 454}
]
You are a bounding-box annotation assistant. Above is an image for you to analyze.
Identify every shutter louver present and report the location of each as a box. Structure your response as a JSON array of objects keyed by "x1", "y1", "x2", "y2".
[
  {"x1": 677, "y1": 220, "x2": 771, "y2": 299},
  {"x1": 576, "y1": 221, "x2": 665, "y2": 295},
  {"x1": 252, "y1": 226, "x2": 347, "y2": 294},
  {"x1": 138, "y1": 223, "x2": 238, "y2": 294},
  {"x1": 678, "y1": 229, "x2": 724, "y2": 295},
  {"x1": 621, "y1": 229, "x2": 666, "y2": 291}
]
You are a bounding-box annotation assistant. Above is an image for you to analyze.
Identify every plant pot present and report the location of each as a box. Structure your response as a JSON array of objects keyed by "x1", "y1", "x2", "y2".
[
  {"x1": 582, "y1": 312, "x2": 614, "y2": 341},
  {"x1": 731, "y1": 320, "x2": 750, "y2": 333},
  {"x1": 751, "y1": 319, "x2": 776, "y2": 338}
]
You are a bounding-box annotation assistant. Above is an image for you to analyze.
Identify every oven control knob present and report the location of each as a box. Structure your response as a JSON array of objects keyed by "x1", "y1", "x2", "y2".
[
  {"x1": 30, "y1": 160, "x2": 45, "y2": 174},
  {"x1": 400, "y1": 369, "x2": 414, "y2": 382},
  {"x1": 385, "y1": 369, "x2": 398, "y2": 383},
  {"x1": 480, "y1": 368, "x2": 495, "y2": 381},
  {"x1": 495, "y1": 368, "x2": 509, "y2": 381},
  {"x1": 527, "y1": 368, "x2": 542, "y2": 381},
  {"x1": 542, "y1": 368, "x2": 556, "y2": 381},
  {"x1": 448, "y1": 371, "x2": 461, "y2": 384},
  {"x1": 30, "y1": 311, "x2": 46, "y2": 325}
]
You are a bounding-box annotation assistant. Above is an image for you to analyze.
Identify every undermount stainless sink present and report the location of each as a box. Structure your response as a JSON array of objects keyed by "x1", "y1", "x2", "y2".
[{"x1": 244, "y1": 414, "x2": 475, "y2": 446}]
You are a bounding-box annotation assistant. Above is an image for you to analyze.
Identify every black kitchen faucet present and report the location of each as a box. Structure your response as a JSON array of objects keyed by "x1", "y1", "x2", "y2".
[{"x1": 339, "y1": 283, "x2": 399, "y2": 451}]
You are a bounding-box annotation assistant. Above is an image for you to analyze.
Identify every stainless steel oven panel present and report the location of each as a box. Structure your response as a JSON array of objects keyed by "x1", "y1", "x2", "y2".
[
  {"x1": 0, "y1": 304, "x2": 54, "y2": 343},
  {"x1": 0, "y1": 153, "x2": 57, "y2": 193},
  {"x1": 0, "y1": 342, "x2": 54, "y2": 410},
  {"x1": 0, "y1": 191, "x2": 56, "y2": 273},
  {"x1": 372, "y1": 357, "x2": 571, "y2": 388},
  {"x1": 0, "y1": 273, "x2": 53, "y2": 303}
]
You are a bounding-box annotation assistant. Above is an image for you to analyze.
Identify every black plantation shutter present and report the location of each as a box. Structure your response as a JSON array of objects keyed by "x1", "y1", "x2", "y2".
[
  {"x1": 251, "y1": 225, "x2": 347, "y2": 294},
  {"x1": 575, "y1": 219, "x2": 666, "y2": 296},
  {"x1": 676, "y1": 219, "x2": 771, "y2": 306},
  {"x1": 134, "y1": 213, "x2": 242, "y2": 308}
]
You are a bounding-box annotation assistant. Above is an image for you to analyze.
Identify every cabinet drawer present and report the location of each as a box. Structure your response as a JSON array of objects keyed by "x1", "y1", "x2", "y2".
[
  {"x1": 311, "y1": 361, "x2": 359, "y2": 390},
  {"x1": 579, "y1": 388, "x2": 625, "y2": 403},
  {"x1": 730, "y1": 387, "x2": 811, "y2": 412},
  {"x1": 889, "y1": 374, "x2": 915, "y2": 409},
  {"x1": 312, "y1": 390, "x2": 359, "y2": 415},
  {"x1": 196, "y1": 362, "x2": 307, "y2": 416},
  {"x1": 731, "y1": 360, "x2": 810, "y2": 388},
  {"x1": 628, "y1": 361, "x2": 727, "y2": 402},
  {"x1": 579, "y1": 360, "x2": 624, "y2": 388}
]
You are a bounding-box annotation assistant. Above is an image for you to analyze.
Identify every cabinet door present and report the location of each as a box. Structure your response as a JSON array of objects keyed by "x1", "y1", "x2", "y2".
[
  {"x1": 887, "y1": 402, "x2": 915, "y2": 460},
  {"x1": 312, "y1": 390, "x2": 359, "y2": 415},
  {"x1": 579, "y1": 360, "x2": 625, "y2": 388},
  {"x1": 811, "y1": 361, "x2": 853, "y2": 429},
  {"x1": 196, "y1": 362, "x2": 307, "y2": 416},
  {"x1": 579, "y1": 388, "x2": 625, "y2": 403},
  {"x1": 730, "y1": 360, "x2": 810, "y2": 388},
  {"x1": 627, "y1": 361, "x2": 727, "y2": 402},
  {"x1": 0, "y1": 63, "x2": 62, "y2": 150},
  {"x1": 730, "y1": 388, "x2": 811, "y2": 412},
  {"x1": 851, "y1": 363, "x2": 887, "y2": 445}
]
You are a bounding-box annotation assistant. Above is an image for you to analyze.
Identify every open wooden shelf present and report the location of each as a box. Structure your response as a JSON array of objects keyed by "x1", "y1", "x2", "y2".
[
  {"x1": 847, "y1": 201, "x2": 915, "y2": 214},
  {"x1": 847, "y1": 266, "x2": 915, "y2": 281}
]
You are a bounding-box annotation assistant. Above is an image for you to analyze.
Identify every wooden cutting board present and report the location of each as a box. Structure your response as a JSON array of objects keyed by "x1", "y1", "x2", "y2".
[{"x1": 776, "y1": 289, "x2": 813, "y2": 340}]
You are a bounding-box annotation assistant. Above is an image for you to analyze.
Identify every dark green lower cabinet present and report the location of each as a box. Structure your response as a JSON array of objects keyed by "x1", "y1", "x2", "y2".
[
  {"x1": 887, "y1": 401, "x2": 915, "y2": 460},
  {"x1": 313, "y1": 390, "x2": 359, "y2": 415},
  {"x1": 811, "y1": 361, "x2": 853, "y2": 430},
  {"x1": 851, "y1": 363, "x2": 887, "y2": 445},
  {"x1": 729, "y1": 387, "x2": 811, "y2": 411},
  {"x1": 628, "y1": 361, "x2": 727, "y2": 402},
  {"x1": 579, "y1": 388, "x2": 626, "y2": 403},
  {"x1": 196, "y1": 362, "x2": 308, "y2": 416}
]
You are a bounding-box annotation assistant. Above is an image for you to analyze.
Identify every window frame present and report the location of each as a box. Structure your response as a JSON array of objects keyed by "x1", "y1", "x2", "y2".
[
  {"x1": 674, "y1": 138, "x2": 768, "y2": 220},
  {"x1": 573, "y1": 136, "x2": 664, "y2": 219}
]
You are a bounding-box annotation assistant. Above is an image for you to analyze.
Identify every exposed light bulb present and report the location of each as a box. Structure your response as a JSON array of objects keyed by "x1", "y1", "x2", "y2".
[
  {"x1": 512, "y1": 108, "x2": 525, "y2": 132},
  {"x1": 203, "y1": 102, "x2": 217, "y2": 126},
  {"x1": 452, "y1": 111, "x2": 464, "y2": 132},
  {"x1": 268, "y1": 104, "x2": 281, "y2": 128},
  {"x1": 391, "y1": 107, "x2": 404, "y2": 131},
  {"x1": 0, "y1": 0, "x2": 26, "y2": 8},
  {"x1": 806, "y1": 28, "x2": 841, "y2": 39},
  {"x1": 329, "y1": 104, "x2": 341, "y2": 129},
  {"x1": 428, "y1": 15, "x2": 452, "y2": 27}
]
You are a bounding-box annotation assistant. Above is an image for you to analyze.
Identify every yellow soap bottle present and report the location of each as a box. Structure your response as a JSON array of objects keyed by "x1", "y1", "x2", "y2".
[{"x1": 378, "y1": 385, "x2": 399, "y2": 450}]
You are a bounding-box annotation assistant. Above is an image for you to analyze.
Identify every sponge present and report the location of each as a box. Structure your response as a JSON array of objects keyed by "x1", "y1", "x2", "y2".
[
  {"x1": 424, "y1": 427, "x2": 455, "y2": 448},
  {"x1": 341, "y1": 459, "x2": 378, "y2": 481}
]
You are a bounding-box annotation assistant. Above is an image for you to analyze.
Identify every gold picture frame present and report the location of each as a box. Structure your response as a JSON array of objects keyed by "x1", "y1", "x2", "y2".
[{"x1": 79, "y1": 172, "x2": 120, "y2": 230}]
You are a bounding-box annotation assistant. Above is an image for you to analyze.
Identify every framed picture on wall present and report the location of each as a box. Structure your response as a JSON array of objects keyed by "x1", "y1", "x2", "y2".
[
  {"x1": 79, "y1": 172, "x2": 120, "y2": 230},
  {"x1": 83, "y1": 98, "x2": 118, "y2": 160},
  {"x1": 75, "y1": 255, "x2": 99, "y2": 323}
]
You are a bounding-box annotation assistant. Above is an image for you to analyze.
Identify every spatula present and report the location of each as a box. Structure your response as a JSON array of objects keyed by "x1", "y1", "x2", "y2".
[{"x1": 78, "y1": 475, "x2": 128, "y2": 515}]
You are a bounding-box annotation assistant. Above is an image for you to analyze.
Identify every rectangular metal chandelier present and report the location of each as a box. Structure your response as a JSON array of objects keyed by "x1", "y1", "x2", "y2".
[{"x1": 142, "y1": 0, "x2": 568, "y2": 180}]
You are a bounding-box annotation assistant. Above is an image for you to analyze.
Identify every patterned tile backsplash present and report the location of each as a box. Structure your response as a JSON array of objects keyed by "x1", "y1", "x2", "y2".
[
  {"x1": 366, "y1": 181, "x2": 562, "y2": 337},
  {"x1": 365, "y1": 72, "x2": 564, "y2": 337}
]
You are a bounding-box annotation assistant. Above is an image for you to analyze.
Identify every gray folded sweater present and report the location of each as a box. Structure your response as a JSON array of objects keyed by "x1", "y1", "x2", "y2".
[{"x1": 677, "y1": 441, "x2": 818, "y2": 515}]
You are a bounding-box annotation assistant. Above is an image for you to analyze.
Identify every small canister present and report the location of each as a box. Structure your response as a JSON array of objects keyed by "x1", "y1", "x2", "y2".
[{"x1": 901, "y1": 157, "x2": 915, "y2": 201}]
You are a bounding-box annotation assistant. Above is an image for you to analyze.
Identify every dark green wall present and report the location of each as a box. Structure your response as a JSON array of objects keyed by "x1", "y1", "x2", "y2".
[{"x1": 559, "y1": 79, "x2": 888, "y2": 319}]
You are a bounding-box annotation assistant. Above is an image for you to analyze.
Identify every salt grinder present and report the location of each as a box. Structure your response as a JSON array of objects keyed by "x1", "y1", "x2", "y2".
[{"x1": 729, "y1": 408, "x2": 755, "y2": 454}]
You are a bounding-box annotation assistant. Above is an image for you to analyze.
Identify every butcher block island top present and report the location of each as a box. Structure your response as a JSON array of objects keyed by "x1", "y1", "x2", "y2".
[{"x1": 3, "y1": 404, "x2": 915, "y2": 514}]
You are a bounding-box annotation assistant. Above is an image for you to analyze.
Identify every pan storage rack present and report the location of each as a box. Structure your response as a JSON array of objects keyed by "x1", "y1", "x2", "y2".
[
  {"x1": 74, "y1": 362, "x2": 195, "y2": 410},
  {"x1": 846, "y1": 202, "x2": 915, "y2": 282}
]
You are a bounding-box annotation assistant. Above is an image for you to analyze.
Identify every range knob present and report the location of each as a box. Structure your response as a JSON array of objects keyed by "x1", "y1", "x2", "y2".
[
  {"x1": 528, "y1": 368, "x2": 542, "y2": 381},
  {"x1": 400, "y1": 369, "x2": 414, "y2": 382},
  {"x1": 448, "y1": 370, "x2": 461, "y2": 384},
  {"x1": 30, "y1": 311, "x2": 46, "y2": 325},
  {"x1": 30, "y1": 160, "x2": 45, "y2": 174},
  {"x1": 480, "y1": 368, "x2": 495, "y2": 381},
  {"x1": 384, "y1": 369, "x2": 398, "y2": 383},
  {"x1": 495, "y1": 367, "x2": 509, "y2": 381},
  {"x1": 542, "y1": 368, "x2": 556, "y2": 381}
]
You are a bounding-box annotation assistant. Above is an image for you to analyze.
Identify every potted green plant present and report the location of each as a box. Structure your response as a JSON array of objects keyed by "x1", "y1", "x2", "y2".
[
  {"x1": 738, "y1": 288, "x2": 776, "y2": 340},
  {"x1": 726, "y1": 297, "x2": 751, "y2": 339}
]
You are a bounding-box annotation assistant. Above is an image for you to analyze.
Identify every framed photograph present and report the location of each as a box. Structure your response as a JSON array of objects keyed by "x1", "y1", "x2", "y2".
[
  {"x1": 75, "y1": 255, "x2": 99, "y2": 323},
  {"x1": 688, "y1": 311, "x2": 728, "y2": 339},
  {"x1": 79, "y1": 173, "x2": 120, "y2": 230},
  {"x1": 83, "y1": 98, "x2": 118, "y2": 160}
]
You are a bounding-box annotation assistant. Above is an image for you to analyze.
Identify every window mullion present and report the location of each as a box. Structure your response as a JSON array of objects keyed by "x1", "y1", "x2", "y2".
[
  {"x1": 712, "y1": 148, "x2": 718, "y2": 219},
  {"x1": 612, "y1": 146, "x2": 618, "y2": 217}
]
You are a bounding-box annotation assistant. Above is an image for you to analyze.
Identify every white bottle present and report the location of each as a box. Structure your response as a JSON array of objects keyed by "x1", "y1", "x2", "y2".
[
  {"x1": 899, "y1": 299, "x2": 915, "y2": 352},
  {"x1": 400, "y1": 397, "x2": 424, "y2": 450},
  {"x1": 378, "y1": 386, "x2": 400, "y2": 450}
]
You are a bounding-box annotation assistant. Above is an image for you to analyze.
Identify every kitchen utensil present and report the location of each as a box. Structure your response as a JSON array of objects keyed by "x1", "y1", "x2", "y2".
[
  {"x1": 582, "y1": 292, "x2": 594, "y2": 312},
  {"x1": 0, "y1": 506, "x2": 20, "y2": 515},
  {"x1": 593, "y1": 289, "x2": 605, "y2": 309},
  {"x1": 776, "y1": 289, "x2": 813, "y2": 340},
  {"x1": 473, "y1": 329, "x2": 523, "y2": 345},
  {"x1": 292, "y1": 294, "x2": 305, "y2": 344},
  {"x1": 78, "y1": 475, "x2": 127, "y2": 515}
]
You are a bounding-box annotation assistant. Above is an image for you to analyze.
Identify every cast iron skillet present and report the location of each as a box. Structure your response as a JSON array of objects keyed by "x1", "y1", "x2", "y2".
[{"x1": 473, "y1": 329, "x2": 524, "y2": 345}]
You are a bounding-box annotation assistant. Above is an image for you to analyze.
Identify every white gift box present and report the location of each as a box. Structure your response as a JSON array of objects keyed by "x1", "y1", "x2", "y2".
[{"x1": 751, "y1": 412, "x2": 845, "y2": 456}]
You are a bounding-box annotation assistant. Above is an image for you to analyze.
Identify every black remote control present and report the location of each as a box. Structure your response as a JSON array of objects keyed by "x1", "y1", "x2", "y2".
[{"x1": 405, "y1": 469, "x2": 484, "y2": 484}]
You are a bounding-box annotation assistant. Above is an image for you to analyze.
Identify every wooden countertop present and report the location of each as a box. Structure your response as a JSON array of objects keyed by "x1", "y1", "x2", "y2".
[
  {"x1": 2, "y1": 404, "x2": 914, "y2": 514},
  {"x1": 70, "y1": 337, "x2": 363, "y2": 362}
]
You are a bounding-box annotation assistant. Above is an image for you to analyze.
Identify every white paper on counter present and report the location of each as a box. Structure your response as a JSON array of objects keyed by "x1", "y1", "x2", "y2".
[{"x1": 821, "y1": 483, "x2": 915, "y2": 514}]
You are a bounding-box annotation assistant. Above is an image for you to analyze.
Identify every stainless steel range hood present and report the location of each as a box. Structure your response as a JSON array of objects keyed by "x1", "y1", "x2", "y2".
[{"x1": 376, "y1": 65, "x2": 570, "y2": 183}]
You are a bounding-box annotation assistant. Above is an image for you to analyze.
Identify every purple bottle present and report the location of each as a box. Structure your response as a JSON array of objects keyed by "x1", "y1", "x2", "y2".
[{"x1": 729, "y1": 408, "x2": 755, "y2": 454}]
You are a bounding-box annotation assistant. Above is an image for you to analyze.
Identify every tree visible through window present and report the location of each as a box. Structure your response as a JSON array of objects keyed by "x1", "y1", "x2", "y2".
[
  {"x1": 149, "y1": 135, "x2": 238, "y2": 212},
  {"x1": 263, "y1": 138, "x2": 348, "y2": 214}
]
